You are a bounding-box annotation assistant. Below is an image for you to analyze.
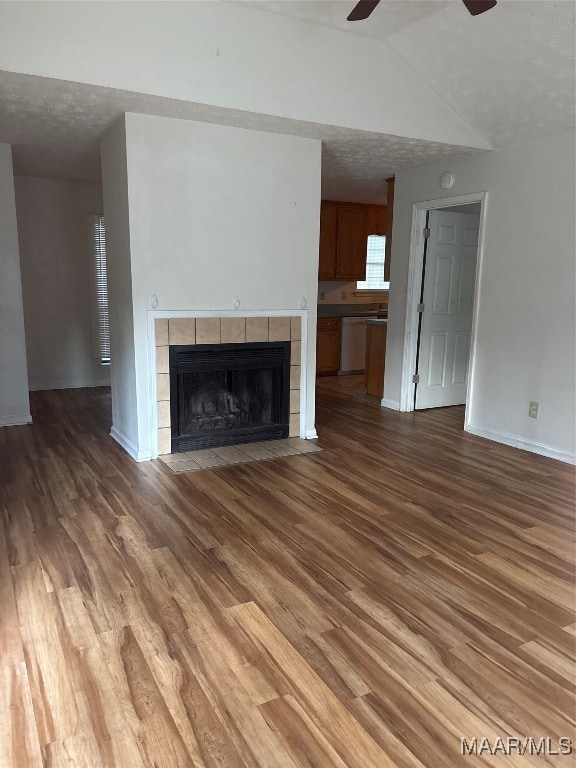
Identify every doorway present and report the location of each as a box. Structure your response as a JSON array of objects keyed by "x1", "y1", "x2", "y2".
[{"x1": 399, "y1": 193, "x2": 487, "y2": 428}]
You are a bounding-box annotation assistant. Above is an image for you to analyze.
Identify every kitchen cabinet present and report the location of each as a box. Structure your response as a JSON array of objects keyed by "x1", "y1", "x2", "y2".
[
  {"x1": 335, "y1": 205, "x2": 368, "y2": 280},
  {"x1": 366, "y1": 204, "x2": 387, "y2": 236},
  {"x1": 316, "y1": 317, "x2": 341, "y2": 375},
  {"x1": 318, "y1": 202, "x2": 338, "y2": 279},
  {"x1": 365, "y1": 320, "x2": 387, "y2": 397},
  {"x1": 318, "y1": 201, "x2": 370, "y2": 281}
]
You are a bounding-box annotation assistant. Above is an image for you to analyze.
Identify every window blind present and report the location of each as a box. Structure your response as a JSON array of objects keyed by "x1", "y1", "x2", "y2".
[
  {"x1": 357, "y1": 234, "x2": 388, "y2": 290},
  {"x1": 88, "y1": 214, "x2": 110, "y2": 364}
]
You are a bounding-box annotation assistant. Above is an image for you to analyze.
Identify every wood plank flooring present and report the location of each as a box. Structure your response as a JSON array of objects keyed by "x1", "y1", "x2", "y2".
[{"x1": 1, "y1": 386, "x2": 574, "y2": 767}]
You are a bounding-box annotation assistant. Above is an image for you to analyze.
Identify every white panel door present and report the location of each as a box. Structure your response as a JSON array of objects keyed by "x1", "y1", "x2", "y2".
[{"x1": 415, "y1": 210, "x2": 479, "y2": 409}]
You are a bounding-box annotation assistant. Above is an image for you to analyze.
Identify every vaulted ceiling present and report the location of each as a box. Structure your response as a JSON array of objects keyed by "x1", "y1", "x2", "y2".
[
  {"x1": 253, "y1": 0, "x2": 575, "y2": 148},
  {"x1": 0, "y1": 0, "x2": 573, "y2": 203}
]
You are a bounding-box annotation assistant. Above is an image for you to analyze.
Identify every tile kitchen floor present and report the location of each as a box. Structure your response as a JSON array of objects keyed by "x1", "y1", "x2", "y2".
[{"x1": 159, "y1": 437, "x2": 322, "y2": 473}]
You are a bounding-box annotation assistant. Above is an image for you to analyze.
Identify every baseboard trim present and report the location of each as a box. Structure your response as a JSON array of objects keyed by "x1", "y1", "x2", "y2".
[
  {"x1": 29, "y1": 379, "x2": 110, "y2": 392},
  {"x1": 466, "y1": 424, "x2": 575, "y2": 465},
  {"x1": 305, "y1": 428, "x2": 319, "y2": 440},
  {"x1": 110, "y1": 426, "x2": 153, "y2": 462},
  {"x1": 381, "y1": 398, "x2": 400, "y2": 411},
  {"x1": 0, "y1": 413, "x2": 32, "y2": 427}
]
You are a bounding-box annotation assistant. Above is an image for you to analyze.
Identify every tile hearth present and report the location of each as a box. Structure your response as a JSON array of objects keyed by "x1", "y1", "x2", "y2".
[{"x1": 159, "y1": 437, "x2": 321, "y2": 473}]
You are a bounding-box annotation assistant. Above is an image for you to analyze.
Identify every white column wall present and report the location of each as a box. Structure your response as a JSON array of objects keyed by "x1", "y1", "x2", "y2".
[
  {"x1": 0, "y1": 144, "x2": 30, "y2": 426},
  {"x1": 100, "y1": 117, "x2": 140, "y2": 456},
  {"x1": 101, "y1": 113, "x2": 321, "y2": 460}
]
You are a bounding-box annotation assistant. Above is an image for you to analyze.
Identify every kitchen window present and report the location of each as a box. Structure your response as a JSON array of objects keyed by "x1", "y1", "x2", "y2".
[{"x1": 357, "y1": 235, "x2": 389, "y2": 291}]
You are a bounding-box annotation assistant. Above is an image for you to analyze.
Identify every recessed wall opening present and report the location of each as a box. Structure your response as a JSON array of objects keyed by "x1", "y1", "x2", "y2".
[{"x1": 400, "y1": 192, "x2": 487, "y2": 433}]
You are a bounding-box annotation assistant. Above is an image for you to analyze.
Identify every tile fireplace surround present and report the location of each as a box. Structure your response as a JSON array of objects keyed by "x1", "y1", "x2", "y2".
[{"x1": 154, "y1": 314, "x2": 303, "y2": 456}]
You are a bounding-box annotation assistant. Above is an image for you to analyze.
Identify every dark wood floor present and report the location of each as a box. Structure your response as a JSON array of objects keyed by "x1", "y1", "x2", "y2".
[{"x1": 1, "y1": 386, "x2": 574, "y2": 767}]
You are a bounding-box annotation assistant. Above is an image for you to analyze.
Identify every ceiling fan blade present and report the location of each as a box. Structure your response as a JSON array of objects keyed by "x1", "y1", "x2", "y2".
[
  {"x1": 347, "y1": 0, "x2": 381, "y2": 22},
  {"x1": 461, "y1": 0, "x2": 497, "y2": 16}
]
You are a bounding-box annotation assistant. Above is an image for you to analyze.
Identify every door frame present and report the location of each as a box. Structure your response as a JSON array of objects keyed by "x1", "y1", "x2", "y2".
[{"x1": 399, "y1": 191, "x2": 488, "y2": 430}]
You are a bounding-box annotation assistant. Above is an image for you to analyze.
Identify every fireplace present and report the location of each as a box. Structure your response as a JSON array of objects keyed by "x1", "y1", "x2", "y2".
[
  {"x1": 169, "y1": 341, "x2": 291, "y2": 452},
  {"x1": 154, "y1": 315, "x2": 302, "y2": 456}
]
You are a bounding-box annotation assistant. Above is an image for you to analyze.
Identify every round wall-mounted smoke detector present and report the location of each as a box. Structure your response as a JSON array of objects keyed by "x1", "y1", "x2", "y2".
[{"x1": 440, "y1": 172, "x2": 455, "y2": 189}]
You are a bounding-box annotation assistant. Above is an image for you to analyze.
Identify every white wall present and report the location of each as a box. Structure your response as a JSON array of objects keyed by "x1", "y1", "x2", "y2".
[
  {"x1": 14, "y1": 176, "x2": 110, "y2": 390},
  {"x1": 101, "y1": 113, "x2": 321, "y2": 459},
  {"x1": 385, "y1": 130, "x2": 576, "y2": 462},
  {"x1": 0, "y1": 144, "x2": 30, "y2": 425},
  {"x1": 0, "y1": 1, "x2": 489, "y2": 151},
  {"x1": 100, "y1": 117, "x2": 139, "y2": 455}
]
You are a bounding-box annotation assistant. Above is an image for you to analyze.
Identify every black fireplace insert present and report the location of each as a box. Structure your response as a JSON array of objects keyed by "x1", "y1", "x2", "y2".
[{"x1": 169, "y1": 341, "x2": 291, "y2": 453}]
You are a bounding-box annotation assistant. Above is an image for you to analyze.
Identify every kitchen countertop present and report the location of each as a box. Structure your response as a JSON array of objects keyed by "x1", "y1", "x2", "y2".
[{"x1": 317, "y1": 303, "x2": 383, "y2": 318}]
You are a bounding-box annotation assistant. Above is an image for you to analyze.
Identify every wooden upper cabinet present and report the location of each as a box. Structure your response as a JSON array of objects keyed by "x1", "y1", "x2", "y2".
[
  {"x1": 384, "y1": 178, "x2": 395, "y2": 283},
  {"x1": 318, "y1": 202, "x2": 338, "y2": 280},
  {"x1": 335, "y1": 205, "x2": 368, "y2": 281},
  {"x1": 366, "y1": 205, "x2": 387, "y2": 236},
  {"x1": 318, "y1": 200, "x2": 388, "y2": 281}
]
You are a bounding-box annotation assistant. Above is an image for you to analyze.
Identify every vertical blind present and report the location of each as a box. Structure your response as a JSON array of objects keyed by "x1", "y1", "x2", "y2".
[{"x1": 88, "y1": 214, "x2": 110, "y2": 364}]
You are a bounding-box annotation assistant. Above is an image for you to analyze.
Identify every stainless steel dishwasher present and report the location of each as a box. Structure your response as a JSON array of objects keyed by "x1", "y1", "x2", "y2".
[{"x1": 340, "y1": 316, "x2": 368, "y2": 374}]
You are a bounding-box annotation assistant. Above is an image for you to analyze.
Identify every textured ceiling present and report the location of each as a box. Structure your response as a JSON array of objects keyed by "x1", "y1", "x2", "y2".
[
  {"x1": 0, "y1": 0, "x2": 573, "y2": 202},
  {"x1": 254, "y1": 0, "x2": 576, "y2": 147},
  {"x1": 0, "y1": 71, "x2": 485, "y2": 203},
  {"x1": 385, "y1": 0, "x2": 576, "y2": 147},
  {"x1": 245, "y1": 0, "x2": 453, "y2": 39}
]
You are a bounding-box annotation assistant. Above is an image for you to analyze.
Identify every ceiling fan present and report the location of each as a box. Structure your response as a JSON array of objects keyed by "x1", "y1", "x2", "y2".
[{"x1": 347, "y1": 0, "x2": 497, "y2": 22}]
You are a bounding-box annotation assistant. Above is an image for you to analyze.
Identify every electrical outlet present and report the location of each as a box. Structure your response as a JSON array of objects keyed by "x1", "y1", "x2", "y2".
[
  {"x1": 341, "y1": 290, "x2": 348, "y2": 300},
  {"x1": 529, "y1": 401, "x2": 539, "y2": 419}
]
